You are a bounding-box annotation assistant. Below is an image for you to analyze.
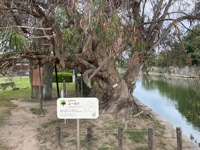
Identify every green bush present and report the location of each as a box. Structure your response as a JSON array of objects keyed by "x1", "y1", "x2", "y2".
[
  {"x1": 52, "y1": 70, "x2": 94, "y2": 96},
  {"x1": 66, "y1": 70, "x2": 73, "y2": 73},
  {"x1": 52, "y1": 72, "x2": 72, "y2": 83}
]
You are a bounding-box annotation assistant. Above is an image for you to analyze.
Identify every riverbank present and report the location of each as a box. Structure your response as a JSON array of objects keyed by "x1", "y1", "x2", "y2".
[
  {"x1": 0, "y1": 98, "x2": 198, "y2": 150},
  {"x1": 134, "y1": 75, "x2": 200, "y2": 149},
  {"x1": 134, "y1": 97, "x2": 199, "y2": 149},
  {"x1": 146, "y1": 66, "x2": 200, "y2": 78}
]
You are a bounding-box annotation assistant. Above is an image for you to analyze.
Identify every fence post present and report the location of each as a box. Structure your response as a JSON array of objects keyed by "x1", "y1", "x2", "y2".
[
  {"x1": 118, "y1": 127, "x2": 123, "y2": 150},
  {"x1": 148, "y1": 128, "x2": 153, "y2": 150},
  {"x1": 63, "y1": 80, "x2": 67, "y2": 97},
  {"x1": 87, "y1": 126, "x2": 92, "y2": 149},
  {"x1": 56, "y1": 126, "x2": 61, "y2": 146},
  {"x1": 176, "y1": 127, "x2": 182, "y2": 150}
]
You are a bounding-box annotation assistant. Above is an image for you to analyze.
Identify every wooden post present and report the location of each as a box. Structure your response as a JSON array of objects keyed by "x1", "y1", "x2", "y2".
[
  {"x1": 63, "y1": 80, "x2": 67, "y2": 97},
  {"x1": 56, "y1": 126, "x2": 61, "y2": 146},
  {"x1": 38, "y1": 65, "x2": 43, "y2": 110},
  {"x1": 87, "y1": 126, "x2": 92, "y2": 149},
  {"x1": 176, "y1": 127, "x2": 182, "y2": 150},
  {"x1": 118, "y1": 127, "x2": 123, "y2": 150},
  {"x1": 148, "y1": 128, "x2": 153, "y2": 150},
  {"x1": 77, "y1": 119, "x2": 80, "y2": 150}
]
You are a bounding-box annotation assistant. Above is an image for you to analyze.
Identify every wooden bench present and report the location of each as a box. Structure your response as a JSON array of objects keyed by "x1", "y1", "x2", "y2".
[{"x1": 0, "y1": 81, "x2": 15, "y2": 90}]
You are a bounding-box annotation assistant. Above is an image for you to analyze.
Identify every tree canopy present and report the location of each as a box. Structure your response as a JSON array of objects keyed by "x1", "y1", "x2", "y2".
[
  {"x1": 183, "y1": 25, "x2": 200, "y2": 65},
  {"x1": 145, "y1": 24, "x2": 200, "y2": 67}
]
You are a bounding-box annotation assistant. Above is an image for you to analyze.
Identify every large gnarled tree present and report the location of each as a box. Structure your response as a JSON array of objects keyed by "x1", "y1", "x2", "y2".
[{"x1": 0, "y1": 0, "x2": 199, "y2": 116}]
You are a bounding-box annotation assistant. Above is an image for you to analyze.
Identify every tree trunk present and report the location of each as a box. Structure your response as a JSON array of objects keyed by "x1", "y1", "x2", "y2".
[
  {"x1": 30, "y1": 62, "x2": 53, "y2": 100},
  {"x1": 80, "y1": 42, "x2": 142, "y2": 117},
  {"x1": 98, "y1": 67, "x2": 140, "y2": 117},
  {"x1": 43, "y1": 62, "x2": 53, "y2": 100},
  {"x1": 92, "y1": 50, "x2": 140, "y2": 117}
]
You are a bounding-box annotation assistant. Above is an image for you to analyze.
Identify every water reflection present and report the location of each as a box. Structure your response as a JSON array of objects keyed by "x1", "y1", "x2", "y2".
[{"x1": 133, "y1": 75, "x2": 200, "y2": 143}]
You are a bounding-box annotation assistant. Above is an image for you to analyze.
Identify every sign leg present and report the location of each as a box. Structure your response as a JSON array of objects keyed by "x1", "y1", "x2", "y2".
[{"x1": 77, "y1": 119, "x2": 80, "y2": 150}]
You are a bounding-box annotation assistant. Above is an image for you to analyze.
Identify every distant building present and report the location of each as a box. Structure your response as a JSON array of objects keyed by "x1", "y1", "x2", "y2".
[{"x1": 15, "y1": 59, "x2": 29, "y2": 76}]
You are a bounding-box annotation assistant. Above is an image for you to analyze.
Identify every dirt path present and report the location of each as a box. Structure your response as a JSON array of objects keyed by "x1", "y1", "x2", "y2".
[
  {"x1": 0, "y1": 99, "x2": 198, "y2": 150},
  {"x1": 0, "y1": 99, "x2": 57, "y2": 150}
]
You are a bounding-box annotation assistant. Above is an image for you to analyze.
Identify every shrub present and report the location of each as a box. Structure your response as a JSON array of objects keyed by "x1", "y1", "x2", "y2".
[
  {"x1": 52, "y1": 70, "x2": 94, "y2": 97},
  {"x1": 52, "y1": 72, "x2": 72, "y2": 83}
]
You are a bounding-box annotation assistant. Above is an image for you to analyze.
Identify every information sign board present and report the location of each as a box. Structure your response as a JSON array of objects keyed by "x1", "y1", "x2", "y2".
[{"x1": 57, "y1": 98, "x2": 99, "y2": 119}]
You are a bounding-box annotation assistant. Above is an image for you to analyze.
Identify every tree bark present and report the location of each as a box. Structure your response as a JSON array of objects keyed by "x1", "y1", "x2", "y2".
[
  {"x1": 43, "y1": 62, "x2": 53, "y2": 100},
  {"x1": 30, "y1": 62, "x2": 53, "y2": 100},
  {"x1": 86, "y1": 45, "x2": 140, "y2": 117},
  {"x1": 123, "y1": 51, "x2": 141, "y2": 92}
]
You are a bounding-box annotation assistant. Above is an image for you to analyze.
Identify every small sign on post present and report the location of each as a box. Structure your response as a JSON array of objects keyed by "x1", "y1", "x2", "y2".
[
  {"x1": 57, "y1": 97, "x2": 99, "y2": 150},
  {"x1": 57, "y1": 97, "x2": 99, "y2": 119}
]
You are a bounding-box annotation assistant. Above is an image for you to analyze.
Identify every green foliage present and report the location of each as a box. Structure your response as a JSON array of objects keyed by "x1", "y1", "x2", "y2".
[
  {"x1": 92, "y1": 0, "x2": 105, "y2": 9},
  {"x1": 144, "y1": 54, "x2": 157, "y2": 67},
  {"x1": 10, "y1": 33, "x2": 29, "y2": 53},
  {"x1": 157, "y1": 49, "x2": 187, "y2": 67},
  {"x1": 0, "y1": 28, "x2": 28, "y2": 57},
  {"x1": 146, "y1": 25, "x2": 200, "y2": 67},
  {"x1": 54, "y1": 7, "x2": 67, "y2": 27},
  {"x1": 52, "y1": 72, "x2": 72, "y2": 83},
  {"x1": 91, "y1": 12, "x2": 121, "y2": 46},
  {"x1": 62, "y1": 28, "x2": 82, "y2": 54},
  {"x1": 183, "y1": 25, "x2": 200, "y2": 65},
  {"x1": 0, "y1": 28, "x2": 12, "y2": 52},
  {"x1": 52, "y1": 71, "x2": 94, "y2": 96},
  {"x1": 135, "y1": 42, "x2": 146, "y2": 52}
]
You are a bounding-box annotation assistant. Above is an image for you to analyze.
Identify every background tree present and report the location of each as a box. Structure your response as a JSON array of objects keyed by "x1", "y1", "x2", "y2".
[
  {"x1": 149, "y1": 24, "x2": 200, "y2": 67},
  {"x1": 182, "y1": 25, "x2": 200, "y2": 66},
  {"x1": 0, "y1": 0, "x2": 199, "y2": 116}
]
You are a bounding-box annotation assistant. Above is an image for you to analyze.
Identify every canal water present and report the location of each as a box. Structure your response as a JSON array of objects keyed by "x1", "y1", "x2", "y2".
[{"x1": 133, "y1": 75, "x2": 200, "y2": 144}]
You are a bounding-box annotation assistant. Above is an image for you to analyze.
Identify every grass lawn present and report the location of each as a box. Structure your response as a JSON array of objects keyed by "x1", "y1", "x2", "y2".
[
  {"x1": 52, "y1": 82, "x2": 75, "y2": 97},
  {"x1": 0, "y1": 76, "x2": 31, "y2": 126},
  {"x1": 0, "y1": 76, "x2": 75, "y2": 126}
]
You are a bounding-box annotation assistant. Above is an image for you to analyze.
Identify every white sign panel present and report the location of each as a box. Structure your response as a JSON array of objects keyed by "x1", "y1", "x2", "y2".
[{"x1": 57, "y1": 98, "x2": 99, "y2": 119}]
